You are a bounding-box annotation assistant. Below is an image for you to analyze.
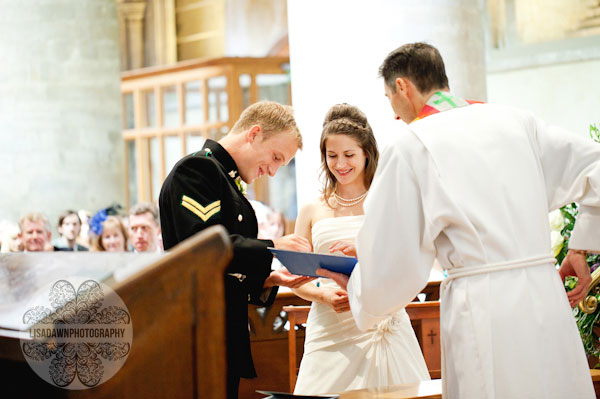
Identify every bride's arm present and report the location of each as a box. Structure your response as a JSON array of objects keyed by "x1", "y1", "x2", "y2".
[
  {"x1": 291, "y1": 201, "x2": 351, "y2": 313},
  {"x1": 293, "y1": 281, "x2": 350, "y2": 313}
]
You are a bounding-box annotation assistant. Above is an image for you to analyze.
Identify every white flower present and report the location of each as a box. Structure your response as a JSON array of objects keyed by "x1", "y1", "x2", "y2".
[
  {"x1": 234, "y1": 176, "x2": 247, "y2": 196},
  {"x1": 548, "y1": 209, "x2": 565, "y2": 232},
  {"x1": 550, "y1": 230, "x2": 565, "y2": 258}
]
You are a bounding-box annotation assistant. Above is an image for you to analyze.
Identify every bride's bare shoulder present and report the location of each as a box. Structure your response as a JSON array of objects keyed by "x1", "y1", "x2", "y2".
[{"x1": 298, "y1": 197, "x2": 332, "y2": 220}]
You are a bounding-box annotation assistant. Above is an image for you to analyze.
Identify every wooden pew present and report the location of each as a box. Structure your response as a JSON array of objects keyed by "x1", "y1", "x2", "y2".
[
  {"x1": 240, "y1": 292, "x2": 310, "y2": 398},
  {"x1": 282, "y1": 305, "x2": 311, "y2": 392},
  {"x1": 0, "y1": 225, "x2": 231, "y2": 398},
  {"x1": 405, "y1": 301, "x2": 441, "y2": 379}
]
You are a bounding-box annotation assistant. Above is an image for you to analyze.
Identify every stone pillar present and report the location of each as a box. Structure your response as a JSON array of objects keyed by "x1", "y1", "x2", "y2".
[
  {"x1": 0, "y1": 0, "x2": 125, "y2": 229},
  {"x1": 287, "y1": 0, "x2": 487, "y2": 206},
  {"x1": 152, "y1": 0, "x2": 177, "y2": 65},
  {"x1": 118, "y1": 1, "x2": 147, "y2": 70}
]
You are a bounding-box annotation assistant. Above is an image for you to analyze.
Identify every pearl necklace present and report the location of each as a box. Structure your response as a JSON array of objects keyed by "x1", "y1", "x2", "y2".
[{"x1": 333, "y1": 191, "x2": 368, "y2": 207}]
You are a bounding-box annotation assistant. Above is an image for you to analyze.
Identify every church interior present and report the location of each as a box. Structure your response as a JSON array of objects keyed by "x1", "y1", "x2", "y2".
[{"x1": 0, "y1": 0, "x2": 599, "y2": 398}]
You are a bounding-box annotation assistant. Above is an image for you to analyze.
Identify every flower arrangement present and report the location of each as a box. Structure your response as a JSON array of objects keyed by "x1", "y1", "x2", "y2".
[{"x1": 552, "y1": 124, "x2": 600, "y2": 364}]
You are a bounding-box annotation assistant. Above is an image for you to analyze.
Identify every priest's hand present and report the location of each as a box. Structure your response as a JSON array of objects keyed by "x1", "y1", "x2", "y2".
[
  {"x1": 329, "y1": 241, "x2": 357, "y2": 257},
  {"x1": 321, "y1": 287, "x2": 350, "y2": 313},
  {"x1": 263, "y1": 267, "x2": 315, "y2": 289},
  {"x1": 559, "y1": 249, "x2": 591, "y2": 308},
  {"x1": 272, "y1": 234, "x2": 311, "y2": 252},
  {"x1": 317, "y1": 268, "x2": 349, "y2": 291}
]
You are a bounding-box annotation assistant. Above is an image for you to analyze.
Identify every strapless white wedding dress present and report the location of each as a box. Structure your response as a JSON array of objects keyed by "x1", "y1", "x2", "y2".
[{"x1": 293, "y1": 215, "x2": 430, "y2": 395}]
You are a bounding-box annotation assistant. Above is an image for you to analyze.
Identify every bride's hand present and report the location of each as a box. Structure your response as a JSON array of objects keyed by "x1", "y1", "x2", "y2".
[
  {"x1": 322, "y1": 287, "x2": 351, "y2": 313},
  {"x1": 329, "y1": 241, "x2": 357, "y2": 257}
]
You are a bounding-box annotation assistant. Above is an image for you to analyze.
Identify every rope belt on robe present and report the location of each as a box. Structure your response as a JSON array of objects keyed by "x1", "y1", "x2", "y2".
[{"x1": 439, "y1": 254, "x2": 556, "y2": 396}]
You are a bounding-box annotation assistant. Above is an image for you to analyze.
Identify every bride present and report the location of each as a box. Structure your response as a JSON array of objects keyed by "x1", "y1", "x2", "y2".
[{"x1": 292, "y1": 103, "x2": 430, "y2": 395}]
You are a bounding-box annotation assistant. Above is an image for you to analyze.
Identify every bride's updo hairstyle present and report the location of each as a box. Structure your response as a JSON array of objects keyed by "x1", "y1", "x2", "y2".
[{"x1": 319, "y1": 103, "x2": 379, "y2": 204}]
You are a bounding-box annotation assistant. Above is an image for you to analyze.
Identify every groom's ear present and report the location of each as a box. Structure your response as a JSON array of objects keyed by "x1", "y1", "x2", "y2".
[{"x1": 247, "y1": 125, "x2": 262, "y2": 143}]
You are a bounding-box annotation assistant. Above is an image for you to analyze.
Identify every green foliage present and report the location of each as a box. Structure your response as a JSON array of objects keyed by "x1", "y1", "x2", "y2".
[
  {"x1": 590, "y1": 124, "x2": 600, "y2": 143},
  {"x1": 556, "y1": 203, "x2": 578, "y2": 265},
  {"x1": 567, "y1": 123, "x2": 600, "y2": 365},
  {"x1": 574, "y1": 306, "x2": 600, "y2": 367},
  {"x1": 564, "y1": 276, "x2": 578, "y2": 291}
]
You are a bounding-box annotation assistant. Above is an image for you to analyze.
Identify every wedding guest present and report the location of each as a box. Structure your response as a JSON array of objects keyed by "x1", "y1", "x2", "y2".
[
  {"x1": 90, "y1": 216, "x2": 128, "y2": 252},
  {"x1": 54, "y1": 210, "x2": 88, "y2": 251},
  {"x1": 0, "y1": 220, "x2": 20, "y2": 252},
  {"x1": 18, "y1": 212, "x2": 54, "y2": 252},
  {"x1": 250, "y1": 200, "x2": 286, "y2": 240},
  {"x1": 129, "y1": 202, "x2": 162, "y2": 253},
  {"x1": 77, "y1": 209, "x2": 92, "y2": 248}
]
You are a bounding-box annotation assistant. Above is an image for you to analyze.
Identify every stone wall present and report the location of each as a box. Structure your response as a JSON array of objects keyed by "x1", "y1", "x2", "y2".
[
  {"x1": 0, "y1": 0, "x2": 125, "y2": 232},
  {"x1": 488, "y1": 57, "x2": 600, "y2": 138}
]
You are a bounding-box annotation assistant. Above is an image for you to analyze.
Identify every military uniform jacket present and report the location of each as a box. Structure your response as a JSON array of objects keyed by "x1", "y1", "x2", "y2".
[{"x1": 159, "y1": 139, "x2": 278, "y2": 379}]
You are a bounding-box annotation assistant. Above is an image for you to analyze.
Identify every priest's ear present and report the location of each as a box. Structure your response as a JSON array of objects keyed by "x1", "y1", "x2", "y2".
[
  {"x1": 395, "y1": 77, "x2": 421, "y2": 100},
  {"x1": 395, "y1": 77, "x2": 409, "y2": 94}
]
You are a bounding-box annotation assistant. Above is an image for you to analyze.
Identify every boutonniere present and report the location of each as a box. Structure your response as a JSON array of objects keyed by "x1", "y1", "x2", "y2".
[{"x1": 234, "y1": 176, "x2": 247, "y2": 196}]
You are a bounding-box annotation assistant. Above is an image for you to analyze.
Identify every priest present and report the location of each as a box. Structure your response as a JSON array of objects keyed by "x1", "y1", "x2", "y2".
[{"x1": 320, "y1": 42, "x2": 600, "y2": 398}]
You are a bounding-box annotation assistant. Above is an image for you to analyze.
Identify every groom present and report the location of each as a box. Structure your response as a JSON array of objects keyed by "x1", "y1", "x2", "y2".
[
  {"x1": 320, "y1": 42, "x2": 599, "y2": 398},
  {"x1": 160, "y1": 101, "x2": 312, "y2": 398}
]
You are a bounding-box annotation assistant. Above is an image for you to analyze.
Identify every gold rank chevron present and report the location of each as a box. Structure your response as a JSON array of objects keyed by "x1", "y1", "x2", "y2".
[{"x1": 181, "y1": 195, "x2": 221, "y2": 222}]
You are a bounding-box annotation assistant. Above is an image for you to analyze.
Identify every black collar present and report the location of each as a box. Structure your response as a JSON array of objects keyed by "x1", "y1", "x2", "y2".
[{"x1": 201, "y1": 139, "x2": 240, "y2": 182}]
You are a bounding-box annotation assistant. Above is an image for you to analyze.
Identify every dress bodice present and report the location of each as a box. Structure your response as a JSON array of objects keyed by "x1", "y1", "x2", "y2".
[
  {"x1": 311, "y1": 215, "x2": 364, "y2": 288},
  {"x1": 311, "y1": 215, "x2": 364, "y2": 254}
]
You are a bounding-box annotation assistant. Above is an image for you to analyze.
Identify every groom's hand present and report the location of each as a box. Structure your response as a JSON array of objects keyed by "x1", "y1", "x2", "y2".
[
  {"x1": 316, "y1": 268, "x2": 349, "y2": 291},
  {"x1": 264, "y1": 267, "x2": 315, "y2": 288},
  {"x1": 272, "y1": 234, "x2": 311, "y2": 252}
]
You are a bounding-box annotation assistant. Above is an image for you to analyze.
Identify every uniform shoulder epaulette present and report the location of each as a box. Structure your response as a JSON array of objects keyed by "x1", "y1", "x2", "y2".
[{"x1": 191, "y1": 147, "x2": 213, "y2": 157}]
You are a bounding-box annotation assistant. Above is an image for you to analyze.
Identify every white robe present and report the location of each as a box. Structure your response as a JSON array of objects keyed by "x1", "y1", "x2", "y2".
[{"x1": 348, "y1": 103, "x2": 600, "y2": 399}]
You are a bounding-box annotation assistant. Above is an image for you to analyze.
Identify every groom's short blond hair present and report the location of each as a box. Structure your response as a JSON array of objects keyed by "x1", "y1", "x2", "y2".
[{"x1": 230, "y1": 101, "x2": 302, "y2": 149}]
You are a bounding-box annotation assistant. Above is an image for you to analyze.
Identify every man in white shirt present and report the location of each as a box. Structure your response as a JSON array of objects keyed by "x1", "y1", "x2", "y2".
[
  {"x1": 18, "y1": 212, "x2": 54, "y2": 252},
  {"x1": 320, "y1": 42, "x2": 600, "y2": 398},
  {"x1": 129, "y1": 202, "x2": 162, "y2": 253}
]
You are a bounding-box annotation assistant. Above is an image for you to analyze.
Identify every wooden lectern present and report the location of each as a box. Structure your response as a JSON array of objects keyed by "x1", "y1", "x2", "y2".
[{"x1": 0, "y1": 225, "x2": 231, "y2": 398}]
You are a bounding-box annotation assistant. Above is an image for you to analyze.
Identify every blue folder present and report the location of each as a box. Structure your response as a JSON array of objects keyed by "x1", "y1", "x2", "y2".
[{"x1": 268, "y1": 248, "x2": 357, "y2": 277}]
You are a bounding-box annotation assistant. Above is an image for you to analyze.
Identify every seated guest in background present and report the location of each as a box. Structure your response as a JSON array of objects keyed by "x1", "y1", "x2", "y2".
[
  {"x1": 251, "y1": 200, "x2": 289, "y2": 291},
  {"x1": 129, "y1": 202, "x2": 162, "y2": 253},
  {"x1": 18, "y1": 212, "x2": 54, "y2": 252},
  {"x1": 250, "y1": 200, "x2": 286, "y2": 240},
  {"x1": 0, "y1": 220, "x2": 21, "y2": 252},
  {"x1": 54, "y1": 210, "x2": 88, "y2": 251},
  {"x1": 77, "y1": 209, "x2": 92, "y2": 248},
  {"x1": 90, "y1": 215, "x2": 128, "y2": 252}
]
